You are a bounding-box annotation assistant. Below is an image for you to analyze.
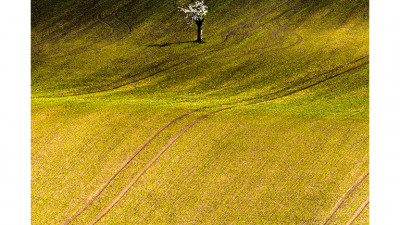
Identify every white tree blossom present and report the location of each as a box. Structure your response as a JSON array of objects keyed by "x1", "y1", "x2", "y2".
[{"x1": 179, "y1": 0, "x2": 208, "y2": 25}]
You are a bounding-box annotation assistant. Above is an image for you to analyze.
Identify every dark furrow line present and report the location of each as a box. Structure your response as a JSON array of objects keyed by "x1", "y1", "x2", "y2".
[
  {"x1": 32, "y1": 0, "x2": 99, "y2": 46},
  {"x1": 132, "y1": 124, "x2": 215, "y2": 224},
  {"x1": 52, "y1": 46, "x2": 229, "y2": 98},
  {"x1": 235, "y1": 118, "x2": 349, "y2": 224},
  {"x1": 223, "y1": 0, "x2": 291, "y2": 42},
  {"x1": 46, "y1": 0, "x2": 138, "y2": 58},
  {"x1": 252, "y1": 62, "x2": 368, "y2": 106},
  {"x1": 33, "y1": 13, "x2": 114, "y2": 52},
  {"x1": 345, "y1": 196, "x2": 369, "y2": 225},
  {"x1": 113, "y1": 11, "x2": 132, "y2": 36},
  {"x1": 249, "y1": 0, "x2": 305, "y2": 35},
  {"x1": 70, "y1": 13, "x2": 117, "y2": 54},
  {"x1": 61, "y1": 108, "x2": 199, "y2": 225},
  {"x1": 237, "y1": 111, "x2": 370, "y2": 224},
  {"x1": 322, "y1": 170, "x2": 369, "y2": 225},
  {"x1": 84, "y1": 58, "x2": 367, "y2": 224},
  {"x1": 37, "y1": 13, "x2": 117, "y2": 57},
  {"x1": 236, "y1": 0, "x2": 306, "y2": 43},
  {"x1": 34, "y1": 0, "x2": 302, "y2": 98},
  {"x1": 244, "y1": 56, "x2": 369, "y2": 103},
  {"x1": 33, "y1": 0, "x2": 130, "y2": 51},
  {"x1": 218, "y1": 24, "x2": 302, "y2": 59},
  {"x1": 87, "y1": 107, "x2": 233, "y2": 224}
]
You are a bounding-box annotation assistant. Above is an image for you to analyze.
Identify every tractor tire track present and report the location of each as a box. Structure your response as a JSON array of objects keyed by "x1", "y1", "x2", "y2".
[
  {"x1": 236, "y1": 118, "x2": 352, "y2": 224},
  {"x1": 44, "y1": 0, "x2": 138, "y2": 58},
  {"x1": 32, "y1": 0, "x2": 99, "y2": 46},
  {"x1": 33, "y1": 0, "x2": 110, "y2": 48},
  {"x1": 253, "y1": 62, "x2": 369, "y2": 105},
  {"x1": 238, "y1": 0, "x2": 305, "y2": 43},
  {"x1": 59, "y1": 56, "x2": 368, "y2": 223},
  {"x1": 65, "y1": 13, "x2": 116, "y2": 55},
  {"x1": 84, "y1": 56, "x2": 368, "y2": 223},
  {"x1": 223, "y1": 0, "x2": 291, "y2": 42},
  {"x1": 100, "y1": 0, "x2": 303, "y2": 89},
  {"x1": 35, "y1": 0, "x2": 303, "y2": 97},
  {"x1": 133, "y1": 124, "x2": 215, "y2": 224},
  {"x1": 34, "y1": 0, "x2": 368, "y2": 223},
  {"x1": 56, "y1": 46, "x2": 230, "y2": 97},
  {"x1": 62, "y1": 108, "x2": 199, "y2": 225},
  {"x1": 345, "y1": 196, "x2": 369, "y2": 225},
  {"x1": 218, "y1": 23, "x2": 303, "y2": 59},
  {"x1": 87, "y1": 107, "x2": 233, "y2": 224},
  {"x1": 35, "y1": 0, "x2": 294, "y2": 57},
  {"x1": 33, "y1": 12, "x2": 115, "y2": 52},
  {"x1": 240, "y1": 112, "x2": 370, "y2": 224},
  {"x1": 64, "y1": 0, "x2": 137, "y2": 41},
  {"x1": 322, "y1": 170, "x2": 369, "y2": 225},
  {"x1": 112, "y1": 11, "x2": 132, "y2": 39},
  {"x1": 33, "y1": 0, "x2": 132, "y2": 52},
  {"x1": 57, "y1": 54, "x2": 367, "y2": 223},
  {"x1": 59, "y1": 11, "x2": 132, "y2": 58},
  {"x1": 244, "y1": 55, "x2": 369, "y2": 103}
]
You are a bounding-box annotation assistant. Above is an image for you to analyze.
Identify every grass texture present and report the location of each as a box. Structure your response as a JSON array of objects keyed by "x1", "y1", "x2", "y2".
[{"x1": 32, "y1": 0, "x2": 369, "y2": 224}]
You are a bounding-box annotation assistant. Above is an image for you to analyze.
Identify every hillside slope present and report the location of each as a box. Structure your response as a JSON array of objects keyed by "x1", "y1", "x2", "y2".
[{"x1": 32, "y1": 0, "x2": 369, "y2": 224}]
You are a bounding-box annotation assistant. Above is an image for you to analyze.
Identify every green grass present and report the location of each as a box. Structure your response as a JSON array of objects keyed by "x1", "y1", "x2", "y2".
[{"x1": 32, "y1": 0, "x2": 369, "y2": 224}]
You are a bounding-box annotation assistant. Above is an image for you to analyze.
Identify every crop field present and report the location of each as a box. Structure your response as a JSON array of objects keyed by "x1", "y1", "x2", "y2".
[{"x1": 31, "y1": 0, "x2": 369, "y2": 224}]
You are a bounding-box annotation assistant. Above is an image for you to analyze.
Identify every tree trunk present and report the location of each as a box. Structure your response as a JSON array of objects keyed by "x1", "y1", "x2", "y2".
[{"x1": 196, "y1": 19, "x2": 203, "y2": 42}]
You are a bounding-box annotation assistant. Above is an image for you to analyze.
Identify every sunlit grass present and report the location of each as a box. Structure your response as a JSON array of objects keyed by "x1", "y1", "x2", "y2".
[{"x1": 32, "y1": 0, "x2": 369, "y2": 224}]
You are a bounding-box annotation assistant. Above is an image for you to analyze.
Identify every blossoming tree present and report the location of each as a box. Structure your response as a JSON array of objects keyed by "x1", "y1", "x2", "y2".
[{"x1": 179, "y1": 1, "x2": 208, "y2": 42}]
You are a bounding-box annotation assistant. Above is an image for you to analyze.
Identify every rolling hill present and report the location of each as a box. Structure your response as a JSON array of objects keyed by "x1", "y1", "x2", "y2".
[{"x1": 31, "y1": 0, "x2": 369, "y2": 224}]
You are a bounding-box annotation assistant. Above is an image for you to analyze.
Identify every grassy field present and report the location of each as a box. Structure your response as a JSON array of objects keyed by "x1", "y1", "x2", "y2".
[{"x1": 32, "y1": 0, "x2": 369, "y2": 224}]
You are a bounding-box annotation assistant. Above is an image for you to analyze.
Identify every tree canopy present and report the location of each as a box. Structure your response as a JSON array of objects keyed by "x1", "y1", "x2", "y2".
[{"x1": 179, "y1": 0, "x2": 208, "y2": 25}]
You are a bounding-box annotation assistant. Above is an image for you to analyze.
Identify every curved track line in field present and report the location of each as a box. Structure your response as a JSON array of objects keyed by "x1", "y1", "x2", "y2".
[
  {"x1": 59, "y1": 54, "x2": 367, "y2": 223},
  {"x1": 345, "y1": 196, "x2": 369, "y2": 225},
  {"x1": 245, "y1": 55, "x2": 369, "y2": 103},
  {"x1": 223, "y1": 0, "x2": 291, "y2": 42},
  {"x1": 34, "y1": 0, "x2": 303, "y2": 98},
  {"x1": 219, "y1": 23, "x2": 303, "y2": 59},
  {"x1": 239, "y1": 0, "x2": 305, "y2": 43},
  {"x1": 32, "y1": 0, "x2": 99, "y2": 46},
  {"x1": 62, "y1": 108, "x2": 199, "y2": 225},
  {"x1": 97, "y1": 13, "x2": 115, "y2": 37},
  {"x1": 235, "y1": 111, "x2": 366, "y2": 224},
  {"x1": 36, "y1": 13, "x2": 117, "y2": 56},
  {"x1": 53, "y1": 47, "x2": 227, "y2": 97},
  {"x1": 95, "y1": 0, "x2": 300, "y2": 87},
  {"x1": 322, "y1": 170, "x2": 369, "y2": 225},
  {"x1": 71, "y1": 13, "x2": 117, "y2": 53},
  {"x1": 87, "y1": 107, "x2": 233, "y2": 224},
  {"x1": 43, "y1": 1, "x2": 138, "y2": 58},
  {"x1": 113, "y1": 11, "x2": 132, "y2": 37},
  {"x1": 248, "y1": 0, "x2": 305, "y2": 35},
  {"x1": 44, "y1": 26, "x2": 299, "y2": 98},
  {"x1": 254, "y1": 62, "x2": 368, "y2": 106},
  {"x1": 56, "y1": 57, "x2": 368, "y2": 224},
  {"x1": 132, "y1": 124, "x2": 215, "y2": 224},
  {"x1": 33, "y1": 12, "x2": 116, "y2": 53},
  {"x1": 33, "y1": 0, "x2": 133, "y2": 52},
  {"x1": 85, "y1": 56, "x2": 368, "y2": 223},
  {"x1": 86, "y1": 0, "x2": 140, "y2": 51},
  {"x1": 66, "y1": 0, "x2": 137, "y2": 41}
]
